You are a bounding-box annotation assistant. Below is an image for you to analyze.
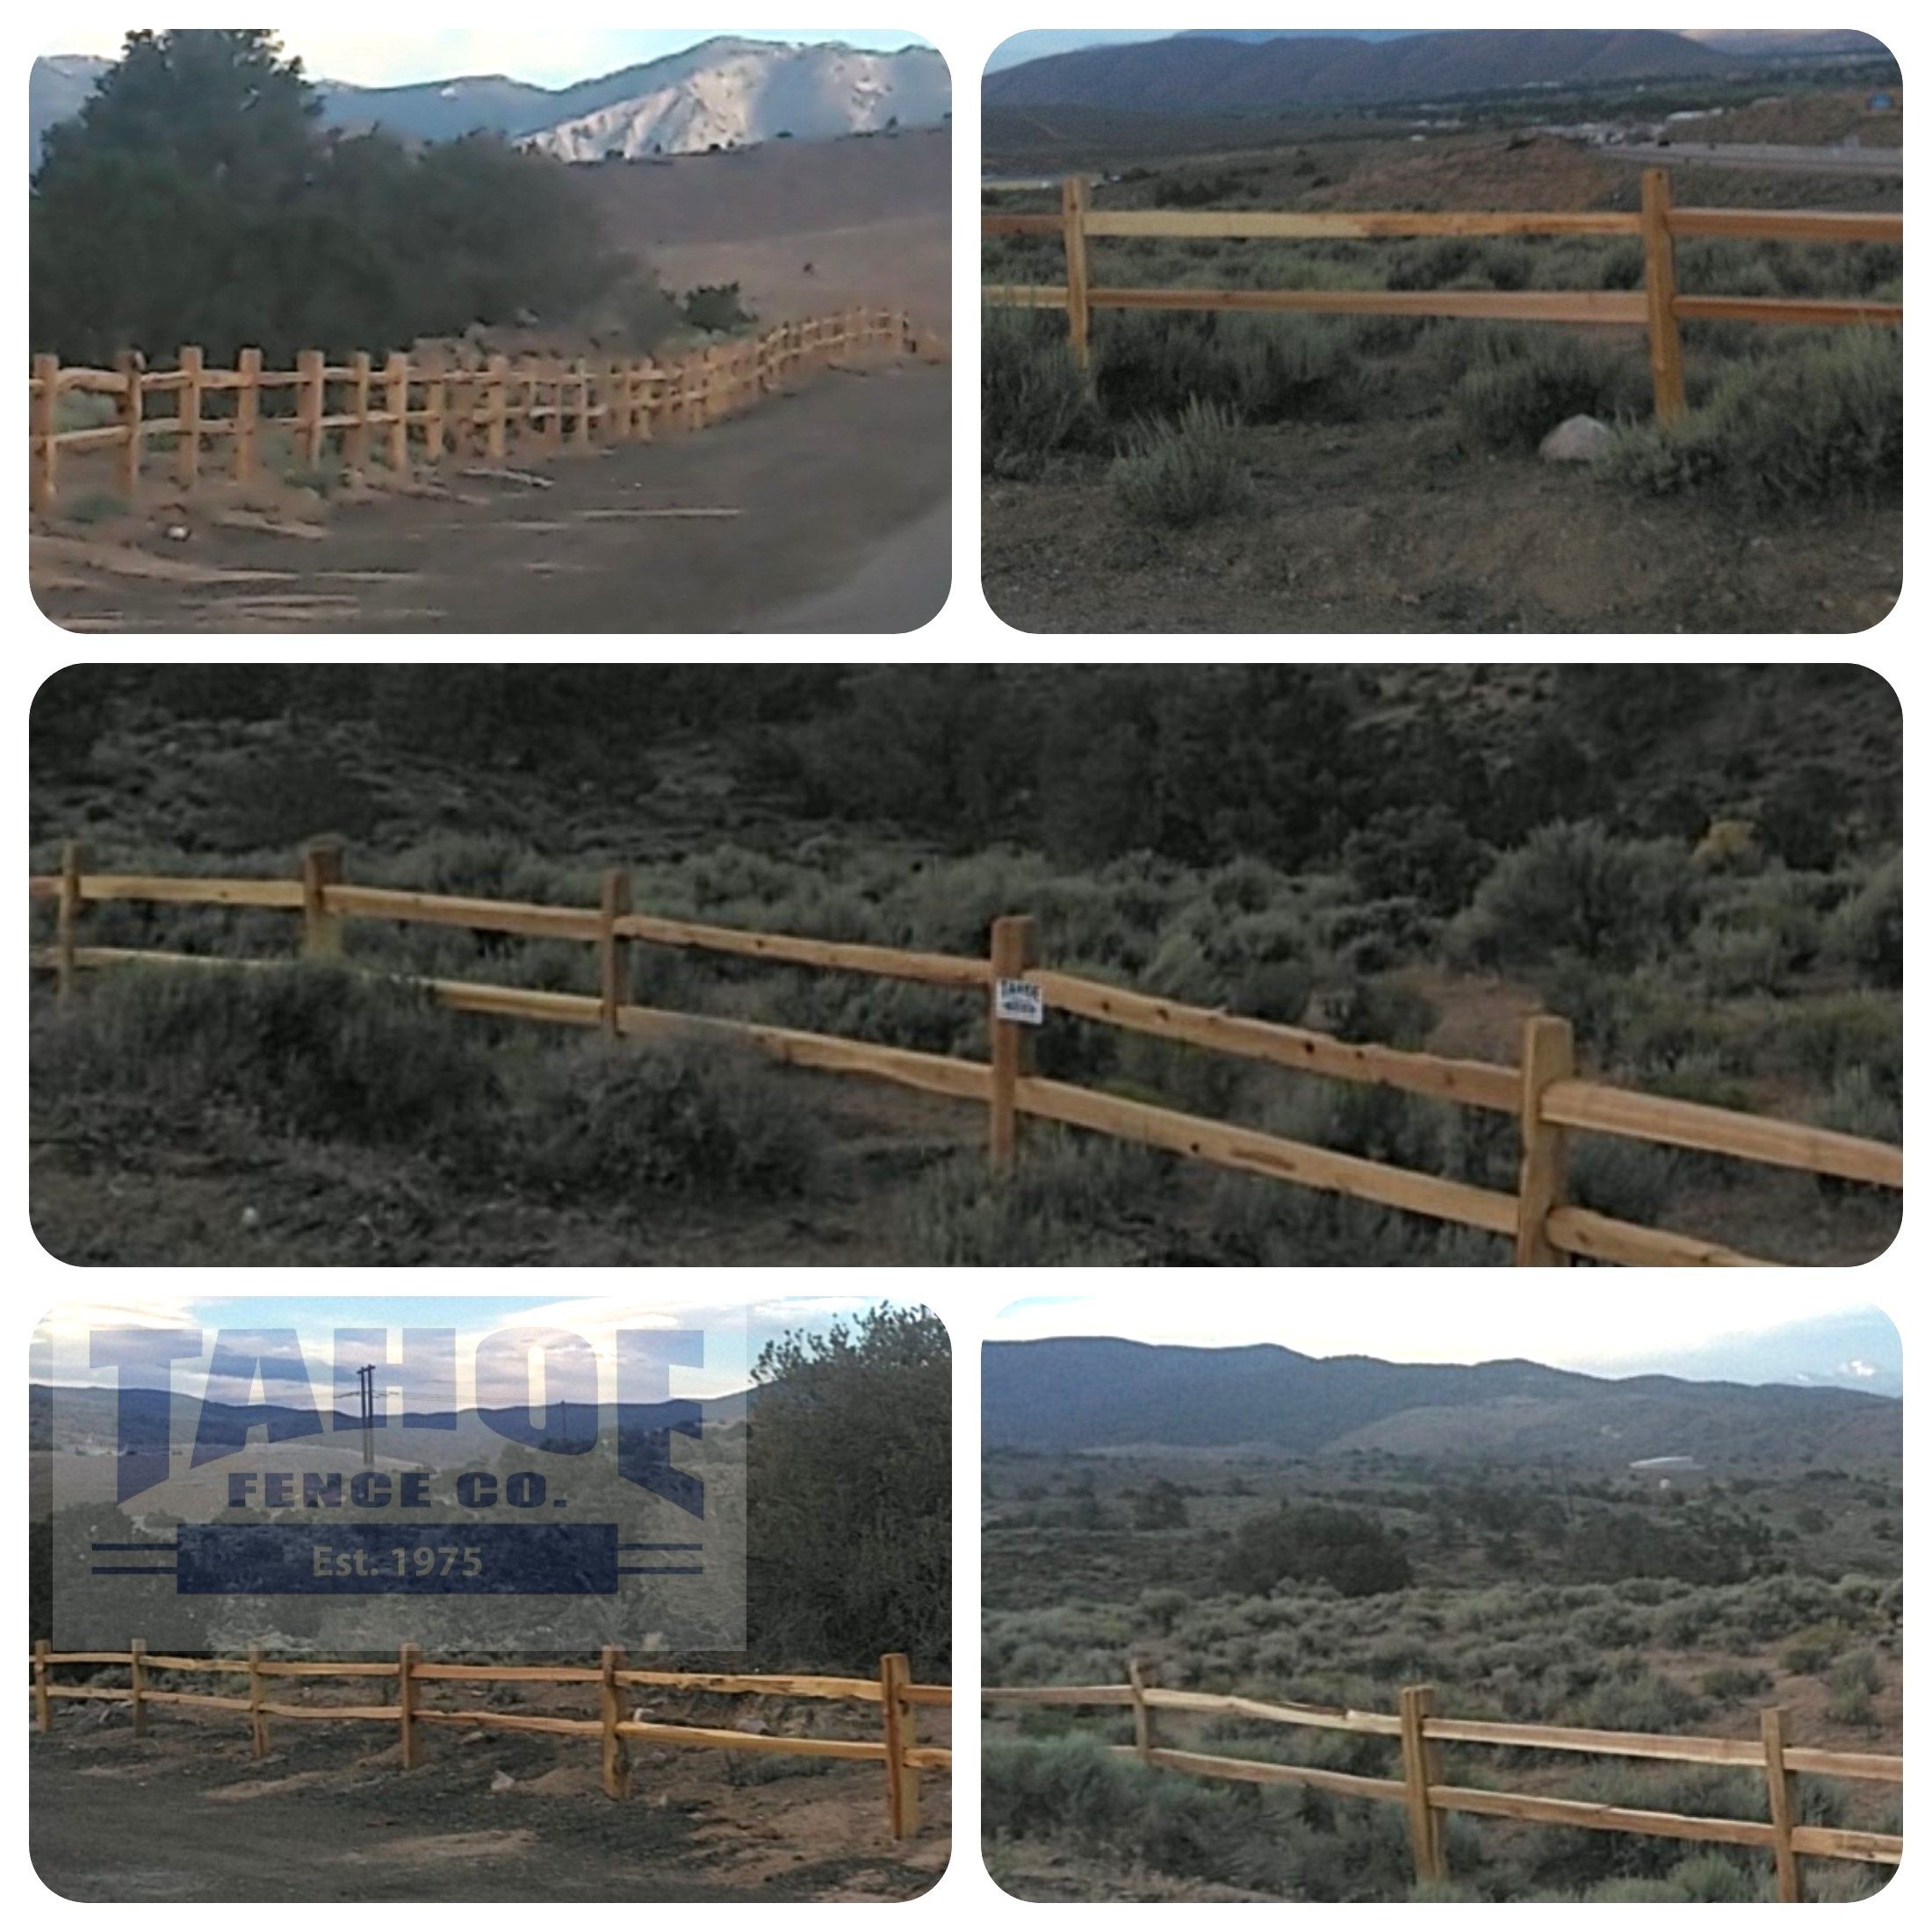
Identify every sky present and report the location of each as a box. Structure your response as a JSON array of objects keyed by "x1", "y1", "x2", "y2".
[
  {"x1": 32, "y1": 1294, "x2": 902, "y2": 1404},
  {"x1": 984, "y1": 30, "x2": 1415, "y2": 73},
  {"x1": 989, "y1": 1292, "x2": 1900, "y2": 1384},
  {"x1": 39, "y1": 28, "x2": 934, "y2": 90}
]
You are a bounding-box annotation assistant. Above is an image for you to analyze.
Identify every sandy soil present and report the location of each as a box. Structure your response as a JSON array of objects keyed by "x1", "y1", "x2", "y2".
[
  {"x1": 31, "y1": 1687, "x2": 950, "y2": 1903},
  {"x1": 31, "y1": 362, "x2": 950, "y2": 636}
]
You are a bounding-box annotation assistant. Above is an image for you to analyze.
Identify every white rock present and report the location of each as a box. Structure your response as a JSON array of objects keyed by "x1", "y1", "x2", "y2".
[
  {"x1": 490, "y1": 1769, "x2": 516, "y2": 1791},
  {"x1": 1539, "y1": 415, "x2": 1615, "y2": 463}
]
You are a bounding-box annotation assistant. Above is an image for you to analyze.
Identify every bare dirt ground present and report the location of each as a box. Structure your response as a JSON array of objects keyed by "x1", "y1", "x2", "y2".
[
  {"x1": 30, "y1": 362, "x2": 951, "y2": 635},
  {"x1": 984, "y1": 410, "x2": 1902, "y2": 635},
  {"x1": 31, "y1": 1688, "x2": 950, "y2": 1903}
]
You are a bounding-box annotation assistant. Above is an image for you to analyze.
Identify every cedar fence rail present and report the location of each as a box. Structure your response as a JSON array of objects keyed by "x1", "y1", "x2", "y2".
[
  {"x1": 27, "y1": 306, "x2": 914, "y2": 513},
  {"x1": 982, "y1": 1668, "x2": 1900, "y2": 1900},
  {"x1": 982, "y1": 169, "x2": 1903, "y2": 420},
  {"x1": 30, "y1": 1640, "x2": 948, "y2": 1839},
  {"x1": 28, "y1": 840, "x2": 1902, "y2": 1267}
]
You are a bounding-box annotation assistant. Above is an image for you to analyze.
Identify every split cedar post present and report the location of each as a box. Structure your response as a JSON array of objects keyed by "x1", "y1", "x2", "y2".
[
  {"x1": 234, "y1": 347, "x2": 262, "y2": 486},
  {"x1": 636, "y1": 362, "x2": 655, "y2": 443},
  {"x1": 130, "y1": 1638, "x2": 149, "y2": 1738},
  {"x1": 118, "y1": 350, "x2": 145, "y2": 498},
  {"x1": 247, "y1": 1644, "x2": 269, "y2": 1759},
  {"x1": 31, "y1": 353, "x2": 59, "y2": 513},
  {"x1": 1062, "y1": 176, "x2": 1093, "y2": 369},
  {"x1": 55, "y1": 839, "x2": 84, "y2": 1003},
  {"x1": 600, "y1": 1646, "x2": 631, "y2": 1799},
  {"x1": 487, "y1": 356, "x2": 509, "y2": 461},
  {"x1": 175, "y1": 345, "x2": 204, "y2": 490},
  {"x1": 599, "y1": 866, "x2": 633, "y2": 1036},
  {"x1": 385, "y1": 351, "x2": 409, "y2": 474},
  {"x1": 1640, "y1": 168, "x2": 1687, "y2": 423},
  {"x1": 879, "y1": 1651, "x2": 919, "y2": 1839},
  {"x1": 573, "y1": 360, "x2": 592, "y2": 451},
  {"x1": 1128, "y1": 1655, "x2": 1154, "y2": 1765},
  {"x1": 398, "y1": 1642, "x2": 421, "y2": 1769},
  {"x1": 425, "y1": 366, "x2": 447, "y2": 465},
  {"x1": 296, "y1": 349, "x2": 326, "y2": 469},
  {"x1": 301, "y1": 841, "x2": 345, "y2": 959},
  {"x1": 988, "y1": 914, "x2": 1036, "y2": 1171},
  {"x1": 345, "y1": 350, "x2": 372, "y2": 470},
  {"x1": 1514, "y1": 1014, "x2": 1575, "y2": 1265},
  {"x1": 546, "y1": 364, "x2": 566, "y2": 452},
  {"x1": 1762, "y1": 1705, "x2": 1802, "y2": 1903},
  {"x1": 32, "y1": 1639, "x2": 50, "y2": 1733},
  {"x1": 1398, "y1": 1684, "x2": 1446, "y2": 1883}
]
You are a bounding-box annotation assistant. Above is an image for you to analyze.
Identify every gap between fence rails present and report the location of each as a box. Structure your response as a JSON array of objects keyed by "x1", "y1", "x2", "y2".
[
  {"x1": 984, "y1": 1664, "x2": 1900, "y2": 1901},
  {"x1": 30, "y1": 1640, "x2": 949, "y2": 1840},
  {"x1": 982, "y1": 171, "x2": 1903, "y2": 421},
  {"x1": 28, "y1": 840, "x2": 1903, "y2": 1267},
  {"x1": 28, "y1": 306, "x2": 921, "y2": 512}
]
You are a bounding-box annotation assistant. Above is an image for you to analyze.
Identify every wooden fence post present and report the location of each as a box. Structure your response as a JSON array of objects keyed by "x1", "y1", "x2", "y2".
[
  {"x1": 130, "y1": 1637, "x2": 149, "y2": 1739},
  {"x1": 1640, "y1": 168, "x2": 1687, "y2": 424},
  {"x1": 176, "y1": 345, "x2": 204, "y2": 491},
  {"x1": 301, "y1": 841, "x2": 344, "y2": 959},
  {"x1": 600, "y1": 866, "x2": 633, "y2": 1036},
  {"x1": 573, "y1": 360, "x2": 593, "y2": 451},
  {"x1": 118, "y1": 350, "x2": 145, "y2": 498},
  {"x1": 1398, "y1": 1683, "x2": 1445, "y2": 1884},
  {"x1": 56, "y1": 839, "x2": 84, "y2": 1003},
  {"x1": 385, "y1": 351, "x2": 410, "y2": 474},
  {"x1": 31, "y1": 352, "x2": 59, "y2": 513},
  {"x1": 398, "y1": 1641, "x2": 421, "y2": 1769},
  {"x1": 879, "y1": 1651, "x2": 919, "y2": 1840},
  {"x1": 601, "y1": 1645, "x2": 631, "y2": 1799},
  {"x1": 1128, "y1": 1654, "x2": 1155, "y2": 1765},
  {"x1": 989, "y1": 914, "x2": 1036, "y2": 1171},
  {"x1": 1515, "y1": 1014, "x2": 1575, "y2": 1266},
  {"x1": 345, "y1": 350, "x2": 372, "y2": 470},
  {"x1": 1762, "y1": 1705, "x2": 1802, "y2": 1903},
  {"x1": 247, "y1": 1644, "x2": 269, "y2": 1759},
  {"x1": 296, "y1": 349, "x2": 325, "y2": 470},
  {"x1": 1062, "y1": 177, "x2": 1093, "y2": 370},
  {"x1": 33, "y1": 1639, "x2": 50, "y2": 1733},
  {"x1": 234, "y1": 347, "x2": 262, "y2": 486},
  {"x1": 487, "y1": 356, "x2": 510, "y2": 462},
  {"x1": 425, "y1": 366, "x2": 447, "y2": 465}
]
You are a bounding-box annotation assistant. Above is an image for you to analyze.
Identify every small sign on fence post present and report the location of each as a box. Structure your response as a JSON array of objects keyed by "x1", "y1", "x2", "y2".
[
  {"x1": 989, "y1": 917, "x2": 1039, "y2": 1172},
  {"x1": 994, "y1": 978, "x2": 1045, "y2": 1027}
]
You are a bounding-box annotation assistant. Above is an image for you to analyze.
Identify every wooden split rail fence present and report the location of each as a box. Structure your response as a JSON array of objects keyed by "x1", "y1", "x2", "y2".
[
  {"x1": 983, "y1": 170, "x2": 1902, "y2": 419},
  {"x1": 982, "y1": 1670, "x2": 1900, "y2": 1900},
  {"x1": 28, "y1": 306, "x2": 912, "y2": 512},
  {"x1": 32, "y1": 1640, "x2": 948, "y2": 1838},
  {"x1": 29, "y1": 840, "x2": 1901, "y2": 1266}
]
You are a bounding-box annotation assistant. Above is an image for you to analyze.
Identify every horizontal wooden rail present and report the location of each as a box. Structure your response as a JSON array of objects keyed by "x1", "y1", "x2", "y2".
[
  {"x1": 980, "y1": 1683, "x2": 1138, "y2": 1707},
  {"x1": 1142, "y1": 1686, "x2": 1404, "y2": 1735},
  {"x1": 72, "y1": 873, "x2": 306, "y2": 909},
  {"x1": 1082, "y1": 208, "x2": 1642, "y2": 239},
  {"x1": 617, "y1": 1720, "x2": 886, "y2": 1761},
  {"x1": 614, "y1": 909, "x2": 990, "y2": 989},
  {"x1": 1019, "y1": 286, "x2": 1652, "y2": 324},
  {"x1": 1541, "y1": 1079, "x2": 1902, "y2": 1187},
  {"x1": 411, "y1": 1662, "x2": 602, "y2": 1684},
  {"x1": 326, "y1": 884, "x2": 602, "y2": 941},
  {"x1": 1424, "y1": 1715, "x2": 1758, "y2": 1767},
  {"x1": 1431, "y1": 1780, "x2": 1781, "y2": 1849},
  {"x1": 1544, "y1": 1206, "x2": 1770, "y2": 1267},
  {"x1": 1670, "y1": 294, "x2": 1901, "y2": 328},
  {"x1": 616, "y1": 1669, "x2": 884, "y2": 1700},
  {"x1": 1127, "y1": 1742, "x2": 1408, "y2": 1804},
  {"x1": 1669, "y1": 206, "x2": 1903, "y2": 244}
]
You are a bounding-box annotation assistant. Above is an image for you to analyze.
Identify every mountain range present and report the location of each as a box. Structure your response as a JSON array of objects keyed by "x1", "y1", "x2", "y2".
[
  {"x1": 29, "y1": 37, "x2": 949, "y2": 170},
  {"x1": 981, "y1": 28, "x2": 1893, "y2": 113},
  {"x1": 982, "y1": 1337, "x2": 1901, "y2": 1468}
]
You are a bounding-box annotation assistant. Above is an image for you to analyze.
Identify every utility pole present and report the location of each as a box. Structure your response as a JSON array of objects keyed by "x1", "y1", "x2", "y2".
[{"x1": 357, "y1": 1364, "x2": 376, "y2": 1467}]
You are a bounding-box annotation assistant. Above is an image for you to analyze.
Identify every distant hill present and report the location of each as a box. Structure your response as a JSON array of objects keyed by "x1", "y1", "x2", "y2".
[
  {"x1": 30, "y1": 37, "x2": 948, "y2": 170},
  {"x1": 982, "y1": 28, "x2": 1742, "y2": 113},
  {"x1": 1683, "y1": 30, "x2": 1893, "y2": 60},
  {"x1": 982, "y1": 1337, "x2": 1901, "y2": 1469}
]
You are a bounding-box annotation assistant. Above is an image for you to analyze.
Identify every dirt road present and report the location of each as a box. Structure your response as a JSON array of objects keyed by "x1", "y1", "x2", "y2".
[
  {"x1": 31, "y1": 362, "x2": 950, "y2": 635},
  {"x1": 31, "y1": 1714, "x2": 947, "y2": 1902},
  {"x1": 1609, "y1": 141, "x2": 1904, "y2": 176}
]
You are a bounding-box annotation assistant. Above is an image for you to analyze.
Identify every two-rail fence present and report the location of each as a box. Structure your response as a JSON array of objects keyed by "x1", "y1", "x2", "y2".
[
  {"x1": 982, "y1": 1669, "x2": 1900, "y2": 1900},
  {"x1": 29, "y1": 840, "x2": 1902, "y2": 1266},
  {"x1": 31, "y1": 1640, "x2": 948, "y2": 1838},
  {"x1": 27, "y1": 306, "x2": 913, "y2": 513},
  {"x1": 983, "y1": 169, "x2": 1902, "y2": 420}
]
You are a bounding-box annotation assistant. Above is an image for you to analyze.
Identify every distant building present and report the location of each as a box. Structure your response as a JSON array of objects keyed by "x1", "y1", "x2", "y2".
[
  {"x1": 1869, "y1": 92, "x2": 1894, "y2": 112},
  {"x1": 1630, "y1": 1454, "x2": 1705, "y2": 1493}
]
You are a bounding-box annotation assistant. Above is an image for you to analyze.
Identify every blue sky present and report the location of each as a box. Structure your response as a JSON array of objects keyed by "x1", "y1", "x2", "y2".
[
  {"x1": 41, "y1": 29, "x2": 934, "y2": 90},
  {"x1": 984, "y1": 30, "x2": 1414, "y2": 73},
  {"x1": 33, "y1": 1294, "x2": 905, "y2": 1402}
]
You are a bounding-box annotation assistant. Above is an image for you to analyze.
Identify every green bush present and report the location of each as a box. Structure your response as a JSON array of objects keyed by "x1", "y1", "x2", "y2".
[
  {"x1": 1827, "y1": 852, "x2": 1901, "y2": 987},
  {"x1": 1452, "y1": 328, "x2": 1649, "y2": 451},
  {"x1": 680, "y1": 281, "x2": 752, "y2": 332},
  {"x1": 1699, "y1": 1664, "x2": 1773, "y2": 1702},
  {"x1": 1093, "y1": 309, "x2": 1360, "y2": 423},
  {"x1": 1600, "y1": 328, "x2": 1901, "y2": 508},
  {"x1": 504, "y1": 1033, "x2": 817, "y2": 1200},
  {"x1": 982, "y1": 308, "x2": 1098, "y2": 478},
  {"x1": 1111, "y1": 397, "x2": 1251, "y2": 529}
]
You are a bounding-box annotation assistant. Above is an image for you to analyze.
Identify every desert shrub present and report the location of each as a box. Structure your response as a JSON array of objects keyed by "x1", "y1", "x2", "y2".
[
  {"x1": 1669, "y1": 1852, "x2": 1760, "y2": 1902},
  {"x1": 1573, "y1": 1669, "x2": 1706, "y2": 1734},
  {"x1": 1342, "y1": 804, "x2": 1493, "y2": 916},
  {"x1": 1826, "y1": 851, "x2": 1901, "y2": 986},
  {"x1": 1600, "y1": 328, "x2": 1901, "y2": 507},
  {"x1": 1826, "y1": 1683, "x2": 1878, "y2": 1727},
  {"x1": 981, "y1": 1734, "x2": 1143, "y2": 1841},
  {"x1": 982, "y1": 308, "x2": 1098, "y2": 478},
  {"x1": 1781, "y1": 1622, "x2": 1850, "y2": 1676},
  {"x1": 1763, "y1": 992, "x2": 1900, "y2": 1092},
  {"x1": 680, "y1": 281, "x2": 751, "y2": 332},
  {"x1": 1829, "y1": 1649, "x2": 1883, "y2": 1697},
  {"x1": 1462, "y1": 822, "x2": 1699, "y2": 969},
  {"x1": 1809, "y1": 1065, "x2": 1901, "y2": 1150},
  {"x1": 1221, "y1": 1503, "x2": 1412, "y2": 1598},
  {"x1": 1699, "y1": 1665, "x2": 1773, "y2": 1702},
  {"x1": 61, "y1": 489, "x2": 129, "y2": 525},
  {"x1": 1567, "y1": 1135, "x2": 1683, "y2": 1226},
  {"x1": 1110, "y1": 397, "x2": 1251, "y2": 529},
  {"x1": 503, "y1": 1034, "x2": 817, "y2": 1200},
  {"x1": 1452, "y1": 328, "x2": 1648, "y2": 451},
  {"x1": 1093, "y1": 309, "x2": 1360, "y2": 422},
  {"x1": 32, "y1": 962, "x2": 498, "y2": 1150}
]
